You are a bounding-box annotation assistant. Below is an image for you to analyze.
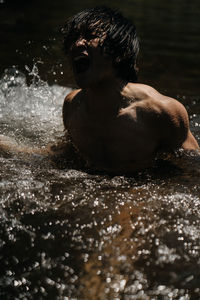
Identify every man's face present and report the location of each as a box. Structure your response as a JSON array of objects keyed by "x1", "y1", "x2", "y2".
[{"x1": 69, "y1": 31, "x2": 115, "y2": 88}]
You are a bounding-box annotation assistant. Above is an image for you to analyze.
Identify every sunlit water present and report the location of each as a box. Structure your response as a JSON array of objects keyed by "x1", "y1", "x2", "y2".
[{"x1": 0, "y1": 68, "x2": 200, "y2": 299}]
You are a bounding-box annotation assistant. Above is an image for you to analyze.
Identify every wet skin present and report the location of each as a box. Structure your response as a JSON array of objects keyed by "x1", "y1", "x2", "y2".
[
  {"x1": 0, "y1": 36, "x2": 199, "y2": 173},
  {"x1": 62, "y1": 35, "x2": 199, "y2": 174}
]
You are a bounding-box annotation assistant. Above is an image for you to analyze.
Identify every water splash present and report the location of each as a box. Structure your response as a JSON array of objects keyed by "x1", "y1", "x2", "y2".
[{"x1": 0, "y1": 66, "x2": 71, "y2": 145}]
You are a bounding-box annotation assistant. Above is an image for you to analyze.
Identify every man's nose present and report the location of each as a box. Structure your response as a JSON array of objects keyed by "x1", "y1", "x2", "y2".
[{"x1": 75, "y1": 38, "x2": 87, "y2": 47}]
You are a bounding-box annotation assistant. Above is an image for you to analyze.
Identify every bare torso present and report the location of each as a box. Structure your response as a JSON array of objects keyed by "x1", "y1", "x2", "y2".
[
  {"x1": 1, "y1": 15, "x2": 198, "y2": 173},
  {"x1": 63, "y1": 83, "x2": 199, "y2": 173},
  {"x1": 0, "y1": 82, "x2": 198, "y2": 173}
]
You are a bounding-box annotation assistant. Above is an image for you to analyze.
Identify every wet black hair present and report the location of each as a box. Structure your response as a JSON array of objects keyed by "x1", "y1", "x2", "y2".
[{"x1": 61, "y1": 6, "x2": 139, "y2": 82}]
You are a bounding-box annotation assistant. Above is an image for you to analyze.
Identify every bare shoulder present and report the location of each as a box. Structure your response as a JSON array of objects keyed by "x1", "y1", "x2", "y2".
[
  {"x1": 63, "y1": 88, "x2": 81, "y2": 104},
  {"x1": 62, "y1": 88, "x2": 82, "y2": 127},
  {"x1": 123, "y1": 83, "x2": 162, "y2": 100},
  {"x1": 123, "y1": 83, "x2": 199, "y2": 150},
  {"x1": 125, "y1": 83, "x2": 188, "y2": 118}
]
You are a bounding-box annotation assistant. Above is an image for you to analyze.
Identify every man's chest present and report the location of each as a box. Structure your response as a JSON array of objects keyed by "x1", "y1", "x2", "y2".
[{"x1": 67, "y1": 110, "x2": 154, "y2": 166}]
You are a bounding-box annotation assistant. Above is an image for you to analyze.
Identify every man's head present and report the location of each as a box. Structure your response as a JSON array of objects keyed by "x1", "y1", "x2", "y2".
[{"x1": 62, "y1": 6, "x2": 139, "y2": 85}]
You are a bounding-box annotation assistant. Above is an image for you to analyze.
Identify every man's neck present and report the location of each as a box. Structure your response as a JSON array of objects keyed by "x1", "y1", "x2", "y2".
[{"x1": 83, "y1": 78, "x2": 127, "y2": 115}]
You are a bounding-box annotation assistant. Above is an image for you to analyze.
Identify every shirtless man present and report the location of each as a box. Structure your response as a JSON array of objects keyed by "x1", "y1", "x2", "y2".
[
  {"x1": 61, "y1": 6, "x2": 199, "y2": 173},
  {"x1": 0, "y1": 6, "x2": 198, "y2": 174}
]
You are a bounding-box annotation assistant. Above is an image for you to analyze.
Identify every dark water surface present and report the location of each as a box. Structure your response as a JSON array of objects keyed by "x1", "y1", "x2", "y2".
[{"x1": 0, "y1": 1, "x2": 200, "y2": 299}]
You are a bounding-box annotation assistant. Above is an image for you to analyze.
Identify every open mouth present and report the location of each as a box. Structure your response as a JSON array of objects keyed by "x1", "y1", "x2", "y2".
[{"x1": 73, "y1": 55, "x2": 90, "y2": 74}]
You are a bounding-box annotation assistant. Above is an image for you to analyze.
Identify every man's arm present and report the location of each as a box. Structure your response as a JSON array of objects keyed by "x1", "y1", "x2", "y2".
[
  {"x1": 182, "y1": 130, "x2": 199, "y2": 150},
  {"x1": 0, "y1": 134, "x2": 47, "y2": 157},
  {"x1": 156, "y1": 97, "x2": 199, "y2": 151},
  {"x1": 0, "y1": 133, "x2": 75, "y2": 161}
]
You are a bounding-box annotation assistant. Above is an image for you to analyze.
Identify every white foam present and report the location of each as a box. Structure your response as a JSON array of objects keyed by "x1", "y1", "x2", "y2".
[{"x1": 0, "y1": 66, "x2": 71, "y2": 145}]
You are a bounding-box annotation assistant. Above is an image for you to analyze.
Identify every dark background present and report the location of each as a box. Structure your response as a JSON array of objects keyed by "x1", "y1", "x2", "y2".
[{"x1": 0, "y1": 0, "x2": 200, "y2": 95}]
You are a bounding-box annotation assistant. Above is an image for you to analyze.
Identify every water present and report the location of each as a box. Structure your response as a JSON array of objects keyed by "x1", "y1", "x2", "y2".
[
  {"x1": 0, "y1": 67, "x2": 200, "y2": 299},
  {"x1": 1, "y1": 1, "x2": 200, "y2": 299}
]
